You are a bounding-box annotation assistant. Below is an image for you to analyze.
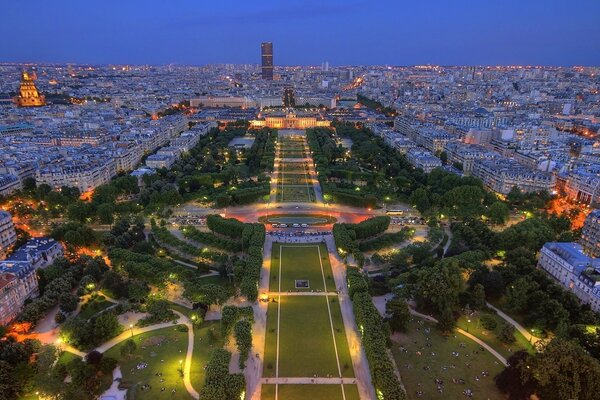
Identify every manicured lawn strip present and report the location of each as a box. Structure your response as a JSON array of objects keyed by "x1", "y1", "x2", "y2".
[
  {"x1": 277, "y1": 296, "x2": 340, "y2": 377},
  {"x1": 270, "y1": 243, "x2": 333, "y2": 292},
  {"x1": 279, "y1": 186, "x2": 314, "y2": 202},
  {"x1": 262, "y1": 301, "x2": 279, "y2": 378},
  {"x1": 455, "y1": 313, "x2": 534, "y2": 358},
  {"x1": 327, "y1": 295, "x2": 355, "y2": 377},
  {"x1": 190, "y1": 320, "x2": 223, "y2": 391},
  {"x1": 103, "y1": 325, "x2": 190, "y2": 400},
  {"x1": 392, "y1": 319, "x2": 505, "y2": 400},
  {"x1": 261, "y1": 384, "x2": 360, "y2": 400},
  {"x1": 280, "y1": 174, "x2": 309, "y2": 185},
  {"x1": 279, "y1": 162, "x2": 310, "y2": 172}
]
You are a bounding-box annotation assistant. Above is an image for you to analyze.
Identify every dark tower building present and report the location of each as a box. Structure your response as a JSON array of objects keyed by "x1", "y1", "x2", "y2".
[
  {"x1": 261, "y1": 42, "x2": 273, "y2": 80},
  {"x1": 283, "y1": 86, "x2": 295, "y2": 107}
]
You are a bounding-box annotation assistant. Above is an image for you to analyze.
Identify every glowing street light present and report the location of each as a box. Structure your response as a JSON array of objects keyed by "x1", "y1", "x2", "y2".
[{"x1": 129, "y1": 324, "x2": 134, "y2": 337}]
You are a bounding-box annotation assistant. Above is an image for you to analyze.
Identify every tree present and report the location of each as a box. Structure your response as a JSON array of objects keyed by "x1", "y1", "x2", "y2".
[
  {"x1": 495, "y1": 351, "x2": 536, "y2": 399},
  {"x1": 85, "y1": 350, "x2": 103, "y2": 365},
  {"x1": 386, "y1": 298, "x2": 410, "y2": 332},
  {"x1": 196, "y1": 284, "x2": 229, "y2": 307},
  {"x1": 497, "y1": 323, "x2": 516, "y2": 344},
  {"x1": 54, "y1": 312, "x2": 66, "y2": 324},
  {"x1": 96, "y1": 203, "x2": 115, "y2": 225},
  {"x1": 59, "y1": 293, "x2": 79, "y2": 313},
  {"x1": 471, "y1": 283, "x2": 486, "y2": 310},
  {"x1": 530, "y1": 338, "x2": 600, "y2": 400},
  {"x1": 488, "y1": 202, "x2": 510, "y2": 225},
  {"x1": 233, "y1": 320, "x2": 252, "y2": 369},
  {"x1": 409, "y1": 188, "x2": 430, "y2": 214},
  {"x1": 120, "y1": 339, "x2": 137, "y2": 358}
]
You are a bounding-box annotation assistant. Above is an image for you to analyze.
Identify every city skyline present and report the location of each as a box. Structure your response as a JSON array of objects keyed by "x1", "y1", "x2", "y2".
[{"x1": 1, "y1": 0, "x2": 600, "y2": 66}]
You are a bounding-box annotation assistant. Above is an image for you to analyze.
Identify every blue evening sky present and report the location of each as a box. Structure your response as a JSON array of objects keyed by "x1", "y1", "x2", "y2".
[{"x1": 1, "y1": 0, "x2": 599, "y2": 66}]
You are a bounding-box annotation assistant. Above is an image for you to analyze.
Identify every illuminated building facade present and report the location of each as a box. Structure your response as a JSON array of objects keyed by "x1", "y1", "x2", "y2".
[
  {"x1": 250, "y1": 110, "x2": 330, "y2": 129},
  {"x1": 261, "y1": 42, "x2": 273, "y2": 80},
  {"x1": 14, "y1": 71, "x2": 46, "y2": 107}
]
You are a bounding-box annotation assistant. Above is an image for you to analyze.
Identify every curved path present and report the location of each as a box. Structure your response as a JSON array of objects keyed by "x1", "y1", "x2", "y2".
[
  {"x1": 486, "y1": 302, "x2": 541, "y2": 345},
  {"x1": 62, "y1": 310, "x2": 200, "y2": 399},
  {"x1": 406, "y1": 307, "x2": 508, "y2": 366}
]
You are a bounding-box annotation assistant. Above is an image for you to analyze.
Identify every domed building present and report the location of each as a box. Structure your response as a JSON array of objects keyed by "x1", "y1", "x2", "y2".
[{"x1": 14, "y1": 71, "x2": 46, "y2": 107}]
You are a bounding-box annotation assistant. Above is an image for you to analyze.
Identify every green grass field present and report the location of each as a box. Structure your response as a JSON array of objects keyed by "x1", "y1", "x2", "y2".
[
  {"x1": 104, "y1": 325, "x2": 190, "y2": 400},
  {"x1": 270, "y1": 243, "x2": 334, "y2": 292},
  {"x1": 263, "y1": 296, "x2": 354, "y2": 378},
  {"x1": 277, "y1": 158, "x2": 314, "y2": 202},
  {"x1": 279, "y1": 173, "x2": 309, "y2": 185},
  {"x1": 190, "y1": 320, "x2": 224, "y2": 391},
  {"x1": 279, "y1": 162, "x2": 310, "y2": 172},
  {"x1": 261, "y1": 384, "x2": 360, "y2": 400},
  {"x1": 455, "y1": 312, "x2": 534, "y2": 358},
  {"x1": 277, "y1": 186, "x2": 315, "y2": 202},
  {"x1": 78, "y1": 295, "x2": 114, "y2": 320},
  {"x1": 263, "y1": 243, "x2": 354, "y2": 383},
  {"x1": 392, "y1": 318, "x2": 505, "y2": 400}
]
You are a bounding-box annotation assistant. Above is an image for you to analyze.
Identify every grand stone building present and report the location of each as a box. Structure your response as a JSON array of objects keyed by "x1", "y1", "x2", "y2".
[
  {"x1": 250, "y1": 110, "x2": 330, "y2": 129},
  {"x1": 14, "y1": 71, "x2": 46, "y2": 107}
]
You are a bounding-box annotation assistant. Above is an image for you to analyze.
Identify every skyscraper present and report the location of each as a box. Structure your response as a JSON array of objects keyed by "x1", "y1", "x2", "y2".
[{"x1": 261, "y1": 42, "x2": 273, "y2": 80}]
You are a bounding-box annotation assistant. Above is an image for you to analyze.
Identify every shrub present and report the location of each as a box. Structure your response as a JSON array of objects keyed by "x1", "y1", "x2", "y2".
[{"x1": 480, "y1": 314, "x2": 498, "y2": 331}]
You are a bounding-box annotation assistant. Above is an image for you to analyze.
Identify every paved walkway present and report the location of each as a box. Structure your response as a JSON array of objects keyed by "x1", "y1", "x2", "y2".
[
  {"x1": 247, "y1": 236, "x2": 274, "y2": 400},
  {"x1": 486, "y1": 302, "x2": 542, "y2": 345},
  {"x1": 269, "y1": 291, "x2": 339, "y2": 296},
  {"x1": 324, "y1": 236, "x2": 377, "y2": 400},
  {"x1": 261, "y1": 377, "x2": 357, "y2": 384},
  {"x1": 406, "y1": 306, "x2": 508, "y2": 366},
  {"x1": 99, "y1": 366, "x2": 127, "y2": 400}
]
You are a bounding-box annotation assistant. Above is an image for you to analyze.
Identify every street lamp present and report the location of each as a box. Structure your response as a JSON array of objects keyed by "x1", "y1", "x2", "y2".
[
  {"x1": 129, "y1": 324, "x2": 134, "y2": 338},
  {"x1": 467, "y1": 319, "x2": 471, "y2": 333},
  {"x1": 529, "y1": 329, "x2": 534, "y2": 344},
  {"x1": 178, "y1": 359, "x2": 183, "y2": 377}
]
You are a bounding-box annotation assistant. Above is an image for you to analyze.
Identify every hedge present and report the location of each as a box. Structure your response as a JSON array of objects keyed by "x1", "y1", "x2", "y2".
[
  {"x1": 349, "y1": 271, "x2": 406, "y2": 400},
  {"x1": 358, "y1": 228, "x2": 412, "y2": 252},
  {"x1": 180, "y1": 226, "x2": 242, "y2": 252}
]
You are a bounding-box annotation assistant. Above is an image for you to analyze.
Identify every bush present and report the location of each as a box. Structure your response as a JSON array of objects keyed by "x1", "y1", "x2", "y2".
[
  {"x1": 497, "y1": 322, "x2": 516, "y2": 344},
  {"x1": 480, "y1": 314, "x2": 498, "y2": 331}
]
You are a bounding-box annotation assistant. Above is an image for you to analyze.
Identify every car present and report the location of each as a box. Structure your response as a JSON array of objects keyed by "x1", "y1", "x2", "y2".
[
  {"x1": 280, "y1": 224, "x2": 288, "y2": 228},
  {"x1": 292, "y1": 223, "x2": 300, "y2": 228},
  {"x1": 301, "y1": 223, "x2": 308, "y2": 227},
  {"x1": 271, "y1": 224, "x2": 279, "y2": 227}
]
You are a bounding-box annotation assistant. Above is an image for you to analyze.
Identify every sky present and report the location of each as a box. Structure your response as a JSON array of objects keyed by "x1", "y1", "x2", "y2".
[{"x1": 1, "y1": 0, "x2": 599, "y2": 66}]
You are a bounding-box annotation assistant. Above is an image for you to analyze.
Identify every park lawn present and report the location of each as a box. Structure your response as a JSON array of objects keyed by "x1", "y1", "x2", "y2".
[
  {"x1": 78, "y1": 295, "x2": 114, "y2": 320},
  {"x1": 278, "y1": 186, "x2": 315, "y2": 202},
  {"x1": 327, "y1": 295, "x2": 355, "y2": 377},
  {"x1": 455, "y1": 313, "x2": 534, "y2": 358},
  {"x1": 270, "y1": 243, "x2": 334, "y2": 292},
  {"x1": 103, "y1": 325, "x2": 190, "y2": 400},
  {"x1": 261, "y1": 384, "x2": 360, "y2": 400},
  {"x1": 280, "y1": 173, "x2": 309, "y2": 185},
  {"x1": 190, "y1": 320, "x2": 223, "y2": 391},
  {"x1": 262, "y1": 301, "x2": 279, "y2": 378},
  {"x1": 488, "y1": 298, "x2": 549, "y2": 339},
  {"x1": 275, "y1": 296, "x2": 353, "y2": 378},
  {"x1": 281, "y1": 151, "x2": 306, "y2": 159},
  {"x1": 279, "y1": 162, "x2": 310, "y2": 172},
  {"x1": 392, "y1": 318, "x2": 505, "y2": 400}
]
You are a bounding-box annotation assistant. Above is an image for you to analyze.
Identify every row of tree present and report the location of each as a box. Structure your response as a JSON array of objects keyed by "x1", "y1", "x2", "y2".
[{"x1": 347, "y1": 268, "x2": 406, "y2": 400}]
